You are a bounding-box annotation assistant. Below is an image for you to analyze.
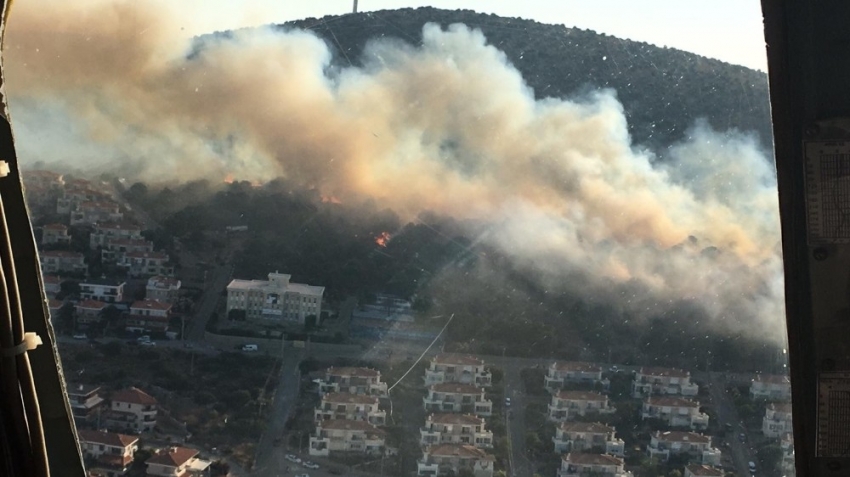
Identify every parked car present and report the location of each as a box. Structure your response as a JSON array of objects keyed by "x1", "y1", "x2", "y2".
[
  {"x1": 285, "y1": 455, "x2": 301, "y2": 464},
  {"x1": 140, "y1": 341, "x2": 156, "y2": 346},
  {"x1": 72, "y1": 333, "x2": 87, "y2": 340},
  {"x1": 505, "y1": 397, "x2": 511, "y2": 407},
  {"x1": 242, "y1": 344, "x2": 258, "y2": 352},
  {"x1": 303, "y1": 461, "x2": 320, "y2": 470},
  {"x1": 137, "y1": 335, "x2": 151, "y2": 343}
]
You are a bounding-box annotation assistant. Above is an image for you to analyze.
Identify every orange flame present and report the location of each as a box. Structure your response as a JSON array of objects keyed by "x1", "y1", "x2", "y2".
[
  {"x1": 321, "y1": 195, "x2": 343, "y2": 204},
  {"x1": 223, "y1": 173, "x2": 235, "y2": 184},
  {"x1": 375, "y1": 231, "x2": 391, "y2": 248}
]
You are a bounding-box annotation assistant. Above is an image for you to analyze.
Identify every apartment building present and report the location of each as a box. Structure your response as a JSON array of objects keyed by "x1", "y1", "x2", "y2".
[
  {"x1": 309, "y1": 419, "x2": 386, "y2": 457},
  {"x1": 105, "y1": 387, "x2": 158, "y2": 433},
  {"x1": 420, "y1": 413, "x2": 494, "y2": 448},
  {"x1": 43, "y1": 274, "x2": 62, "y2": 298},
  {"x1": 77, "y1": 429, "x2": 139, "y2": 476},
  {"x1": 90, "y1": 222, "x2": 143, "y2": 249},
  {"x1": 75, "y1": 300, "x2": 108, "y2": 328},
  {"x1": 102, "y1": 238, "x2": 154, "y2": 264},
  {"x1": 547, "y1": 391, "x2": 614, "y2": 422},
  {"x1": 552, "y1": 422, "x2": 624, "y2": 456},
  {"x1": 42, "y1": 223, "x2": 71, "y2": 245},
  {"x1": 145, "y1": 276, "x2": 182, "y2": 303},
  {"x1": 424, "y1": 354, "x2": 492, "y2": 387},
  {"x1": 119, "y1": 251, "x2": 174, "y2": 278},
  {"x1": 67, "y1": 383, "x2": 105, "y2": 423},
  {"x1": 417, "y1": 444, "x2": 495, "y2": 477},
  {"x1": 39, "y1": 250, "x2": 87, "y2": 275},
  {"x1": 750, "y1": 374, "x2": 792, "y2": 401},
  {"x1": 145, "y1": 446, "x2": 210, "y2": 477},
  {"x1": 684, "y1": 465, "x2": 724, "y2": 477},
  {"x1": 70, "y1": 200, "x2": 123, "y2": 226},
  {"x1": 226, "y1": 272, "x2": 324, "y2": 325},
  {"x1": 544, "y1": 362, "x2": 606, "y2": 392},
  {"x1": 763, "y1": 402, "x2": 793, "y2": 438},
  {"x1": 424, "y1": 383, "x2": 493, "y2": 417},
  {"x1": 316, "y1": 367, "x2": 388, "y2": 397},
  {"x1": 48, "y1": 299, "x2": 65, "y2": 319},
  {"x1": 314, "y1": 393, "x2": 386, "y2": 425},
  {"x1": 125, "y1": 299, "x2": 172, "y2": 334},
  {"x1": 80, "y1": 278, "x2": 125, "y2": 303},
  {"x1": 646, "y1": 431, "x2": 721, "y2": 466},
  {"x1": 641, "y1": 396, "x2": 709, "y2": 430},
  {"x1": 558, "y1": 453, "x2": 632, "y2": 477},
  {"x1": 632, "y1": 367, "x2": 699, "y2": 398}
]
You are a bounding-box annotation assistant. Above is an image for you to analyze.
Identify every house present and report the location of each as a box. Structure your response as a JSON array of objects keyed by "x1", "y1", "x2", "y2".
[
  {"x1": 226, "y1": 272, "x2": 324, "y2": 325},
  {"x1": 42, "y1": 274, "x2": 62, "y2": 297},
  {"x1": 70, "y1": 200, "x2": 123, "y2": 226},
  {"x1": 105, "y1": 387, "x2": 158, "y2": 433},
  {"x1": 119, "y1": 251, "x2": 174, "y2": 278},
  {"x1": 125, "y1": 300, "x2": 172, "y2": 334},
  {"x1": 66, "y1": 383, "x2": 105, "y2": 423},
  {"x1": 420, "y1": 413, "x2": 494, "y2": 448},
  {"x1": 423, "y1": 383, "x2": 493, "y2": 417},
  {"x1": 632, "y1": 367, "x2": 699, "y2": 398},
  {"x1": 417, "y1": 444, "x2": 495, "y2": 477},
  {"x1": 545, "y1": 362, "x2": 608, "y2": 392},
  {"x1": 552, "y1": 422, "x2": 624, "y2": 456},
  {"x1": 684, "y1": 465, "x2": 724, "y2": 477},
  {"x1": 547, "y1": 391, "x2": 614, "y2": 422},
  {"x1": 641, "y1": 396, "x2": 709, "y2": 430},
  {"x1": 557, "y1": 453, "x2": 632, "y2": 477},
  {"x1": 90, "y1": 222, "x2": 143, "y2": 249},
  {"x1": 750, "y1": 374, "x2": 792, "y2": 401},
  {"x1": 75, "y1": 300, "x2": 108, "y2": 328},
  {"x1": 314, "y1": 393, "x2": 386, "y2": 425},
  {"x1": 47, "y1": 299, "x2": 65, "y2": 319},
  {"x1": 424, "y1": 354, "x2": 492, "y2": 387},
  {"x1": 57, "y1": 186, "x2": 103, "y2": 214},
  {"x1": 23, "y1": 169, "x2": 64, "y2": 190},
  {"x1": 309, "y1": 419, "x2": 386, "y2": 457},
  {"x1": 102, "y1": 239, "x2": 154, "y2": 264},
  {"x1": 42, "y1": 223, "x2": 71, "y2": 245},
  {"x1": 145, "y1": 446, "x2": 210, "y2": 477},
  {"x1": 646, "y1": 431, "x2": 721, "y2": 466},
  {"x1": 762, "y1": 402, "x2": 793, "y2": 438},
  {"x1": 145, "y1": 276, "x2": 181, "y2": 304},
  {"x1": 77, "y1": 429, "x2": 139, "y2": 476},
  {"x1": 80, "y1": 278, "x2": 125, "y2": 303},
  {"x1": 39, "y1": 250, "x2": 87, "y2": 275},
  {"x1": 316, "y1": 367, "x2": 388, "y2": 397}
]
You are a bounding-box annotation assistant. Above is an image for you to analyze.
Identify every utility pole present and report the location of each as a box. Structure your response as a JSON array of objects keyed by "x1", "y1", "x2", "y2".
[{"x1": 353, "y1": 0, "x2": 358, "y2": 13}]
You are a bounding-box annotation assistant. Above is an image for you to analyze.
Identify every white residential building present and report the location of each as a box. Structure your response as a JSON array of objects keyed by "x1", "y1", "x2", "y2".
[
  {"x1": 39, "y1": 250, "x2": 87, "y2": 275},
  {"x1": 314, "y1": 393, "x2": 386, "y2": 425},
  {"x1": 553, "y1": 422, "x2": 624, "y2": 456},
  {"x1": 119, "y1": 251, "x2": 174, "y2": 278},
  {"x1": 145, "y1": 446, "x2": 210, "y2": 477},
  {"x1": 146, "y1": 276, "x2": 181, "y2": 303},
  {"x1": 632, "y1": 367, "x2": 699, "y2": 398},
  {"x1": 102, "y1": 238, "x2": 154, "y2": 263},
  {"x1": 424, "y1": 383, "x2": 493, "y2": 417},
  {"x1": 750, "y1": 374, "x2": 792, "y2": 401},
  {"x1": 77, "y1": 429, "x2": 139, "y2": 476},
  {"x1": 421, "y1": 413, "x2": 494, "y2": 448},
  {"x1": 75, "y1": 300, "x2": 108, "y2": 329},
  {"x1": 226, "y1": 272, "x2": 324, "y2": 325},
  {"x1": 80, "y1": 278, "x2": 125, "y2": 303},
  {"x1": 309, "y1": 419, "x2": 386, "y2": 457},
  {"x1": 42, "y1": 223, "x2": 71, "y2": 245},
  {"x1": 125, "y1": 299, "x2": 172, "y2": 334},
  {"x1": 316, "y1": 367, "x2": 388, "y2": 397},
  {"x1": 424, "y1": 354, "x2": 492, "y2": 387},
  {"x1": 641, "y1": 396, "x2": 709, "y2": 430},
  {"x1": 558, "y1": 453, "x2": 632, "y2": 477},
  {"x1": 67, "y1": 383, "x2": 105, "y2": 423},
  {"x1": 684, "y1": 465, "x2": 724, "y2": 477},
  {"x1": 105, "y1": 387, "x2": 158, "y2": 433},
  {"x1": 90, "y1": 222, "x2": 143, "y2": 249},
  {"x1": 545, "y1": 362, "x2": 608, "y2": 392},
  {"x1": 547, "y1": 391, "x2": 614, "y2": 422},
  {"x1": 42, "y1": 274, "x2": 62, "y2": 298},
  {"x1": 70, "y1": 200, "x2": 123, "y2": 226},
  {"x1": 763, "y1": 402, "x2": 793, "y2": 438},
  {"x1": 417, "y1": 444, "x2": 495, "y2": 477},
  {"x1": 646, "y1": 431, "x2": 721, "y2": 466}
]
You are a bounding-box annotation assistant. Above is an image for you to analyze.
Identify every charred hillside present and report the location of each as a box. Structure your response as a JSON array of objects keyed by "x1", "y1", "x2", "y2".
[{"x1": 279, "y1": 7, "x2": 772, "y2": 151}]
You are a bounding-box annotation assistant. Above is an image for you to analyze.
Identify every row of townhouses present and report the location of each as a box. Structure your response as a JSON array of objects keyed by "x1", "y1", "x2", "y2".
[
  {"x1": 67, "y1": 385, "x2": 158, "y2": 434},
  {"x1": 78, "y1": 429, "x2": 210, "y2": 477}
]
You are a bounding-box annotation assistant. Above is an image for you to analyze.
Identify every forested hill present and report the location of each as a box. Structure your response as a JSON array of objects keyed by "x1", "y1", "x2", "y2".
[{"x1": 277, "y1": 7, "x2": 772, "y2": 151}]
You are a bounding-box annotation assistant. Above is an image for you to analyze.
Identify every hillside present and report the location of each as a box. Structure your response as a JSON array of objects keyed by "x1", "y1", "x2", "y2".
[{"x1": 279, "y1": 7, "x2": 773, "y2": 151}]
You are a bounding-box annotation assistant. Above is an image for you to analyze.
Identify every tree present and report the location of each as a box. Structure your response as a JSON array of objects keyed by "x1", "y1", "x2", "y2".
[
  {"x1": 303, "y1": 314, "x2": 317, "y2": 331},
  {"x1": 227, "y1": 309, "x2": 246, "y2": 322},
  {"x1": 99, "y1": 341, "x2": 123, "y2": 358},
  {"x1": 210, "y1": 460, "x2": 231, "y2": 477}
]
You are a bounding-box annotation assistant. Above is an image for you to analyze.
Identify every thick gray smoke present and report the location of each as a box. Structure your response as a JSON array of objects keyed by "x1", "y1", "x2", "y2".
[{"x1": 4, "y1": 1, "x2": 785, "y2": 343}]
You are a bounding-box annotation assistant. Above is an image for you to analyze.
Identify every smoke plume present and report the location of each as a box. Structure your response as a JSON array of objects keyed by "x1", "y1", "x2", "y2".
[{"x1": 4, "y1": 1, "x2": 785, "y2": 343}]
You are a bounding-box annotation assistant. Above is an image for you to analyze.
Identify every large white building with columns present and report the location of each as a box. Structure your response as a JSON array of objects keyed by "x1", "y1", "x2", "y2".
[{"x1": 226, "y1": 272, "x2": 324, "y2": 325}]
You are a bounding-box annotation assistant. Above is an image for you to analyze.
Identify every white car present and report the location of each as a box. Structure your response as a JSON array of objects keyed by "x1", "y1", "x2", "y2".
[
  {"x1": 285, "y1": 454, "x2": 301, "y2": 464},
  {"x1": 140, "y1": 341, "x2": 156, "y2": 346},
  {"x1": 72, "y1": 333, "x2": 87, "y2": 340},
  {"x1": 505, "y1": 397, "x2": 511, "y2": 407},
  {"x1": 303, "y1": 461, "x2": 320, "y2": 469}
]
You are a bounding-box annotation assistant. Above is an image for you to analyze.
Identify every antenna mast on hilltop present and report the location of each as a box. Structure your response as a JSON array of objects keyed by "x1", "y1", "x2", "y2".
[{"x1": 353, "y1": 0, "x2": 358, "y2": 13}]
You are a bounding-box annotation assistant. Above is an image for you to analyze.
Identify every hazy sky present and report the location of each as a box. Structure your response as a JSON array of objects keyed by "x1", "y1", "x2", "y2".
[{"x1": 175, "y1": 0, "x2": 767, "y2": 71}]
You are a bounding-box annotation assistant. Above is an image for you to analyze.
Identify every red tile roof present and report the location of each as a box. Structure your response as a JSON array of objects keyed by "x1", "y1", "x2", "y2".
[
  {"x1": 43, "y1": 275, "x2": 62, "y2": 284},
  {"x1": 77, "y1": 429, "x2": 139, "y2": 448},
  {"x1": 111, "y1": 387, "x2": 157, "y2": 406},
  {"x1": 146, "y1": 447, "x2": 198, "y2": 467},
  {"x1": 427, "y1": 444, "x2": 493, "y2": 459},
  {"x1": 76, "y1": 300, "x2": 108, "y2": 310},
  {"x1": 43, "y1": 223, "x2": 68, "y2": 231},
  {"x1": 130, "y1": 299, "x2": 172, "y2": 312},
  {"x1": 686, "y1": 465, "x2": 724, "y2": 477},
  {"x1": 40, "y1": 250, "x2": 83, "y2": 258},
  {"x1": 427, "y1": 413, "x2": 484, "y2": 426},
  {"x1": 645, "y1": 396, "x2": 699, "y2": 408},
  {"x1": 555, "y1": 390, "x2": 608, "y2": 402},
  {"x1": 654, "y1": 431, "x2": 711, "y2": 444},
  {"x1": 48, "y1": 299, "x2": 64, "y2": 309},
  {"x1": 125, "y1": 251, "x2": 169, "y2": 260},
  {"x1": 564, "y1": 453, "x2": 623, "y2": 466},
  {"x1": 430, "y1": 383, "x2": 485, "y2": 394}
]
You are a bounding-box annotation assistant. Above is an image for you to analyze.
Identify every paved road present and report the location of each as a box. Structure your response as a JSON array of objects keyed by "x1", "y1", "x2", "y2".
[
  {"x1": 504, "y1": 364, "x2": 534, "y2": 477},
  {"x1": 187, "y1": 263, "x2": 233, "y2": 341},
  {"x1": 708, "y1": 372, "x2": 758, "y2": 477}
]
